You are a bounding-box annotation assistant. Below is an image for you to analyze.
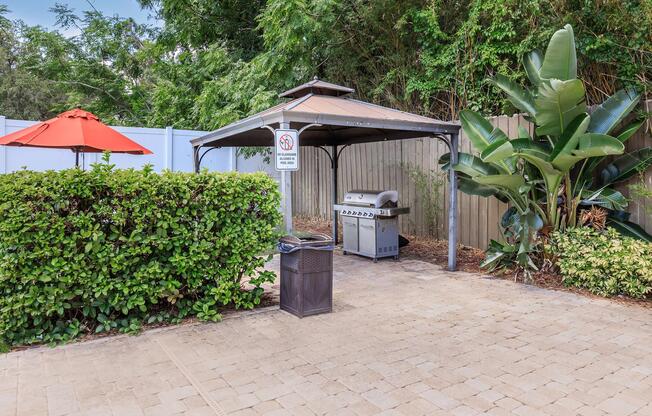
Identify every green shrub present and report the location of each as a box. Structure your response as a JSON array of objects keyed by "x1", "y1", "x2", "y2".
[
  {"x1": 550, "y1": 227, "x2": 652, "y2": 298},
  {"x1": 0, "y1": 164, "x2": 281, "y2": 347}
]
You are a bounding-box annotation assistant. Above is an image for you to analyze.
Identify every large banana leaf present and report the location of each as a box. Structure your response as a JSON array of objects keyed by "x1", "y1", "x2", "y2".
[
  {"x1": 517, "y1": 125, "x2": 530, "y2": 139},
  {"x1": 481, "y1": 208, "x2": 543, "y2": 272},
  {"x1": 535, "y1": 79, "x2": 586, "y2": 136},
  {"x1": 475, "y1": 174, "x2": 529, "y2": 213},
  {"x1": 607, "y1": 217, "x2": 652, "y2": 242},
  {"x1": 523, "y1": 50, "x2": 543, "y2": 86},
  {"x1": 457, "y1": 176, "x2": 509, "y2": 203},
  {"x1": 459, "y1": 110, "x2": 512, "y2": 172},
  {"x1": 515, "y1": 143, "x2": 563, "y2": 197},
  {"x1": 439, "y1": 152, "x2": 499, "y2": 177},
  {"x1": 511, "y1": 138, "x2": 549, "y2": 159},
  {"x1": 480, "y1": 139, "x2": 514, "y2": 164},
  {"x1": 616, "y1": 120, "x2": 645, "y2": 143},
  {"x1": 500, "y1": 207, "x2": 544, "y2": 232},
  {"x1": 600, "y1": 147, "x2": 652, "y2": 186},
  {"x1": 516, "y1": 210, "x2": 543, "y2": 272},
  {"x1": 539, "y1": 24, "x2": 577, "y2": 81},
  {"x1": 501, "y1": 206, "x2": 520, "y2": 229},
  {"x1": 571, "y1": 134, "x2": 624, "y2": 158},
  {"x1": 550, "y1": 113, "x2": 590, "y2": 171},
  {"x1": 459, "y1": 110, "x2": 508, "y2": 152},
  {"x1": 581, "y1": 188, "x2": 628, "y2": 211},
  {"x1": 587, "y1": 87, "x2": 640, "y2": 135},
  {"x1": 481, "y1": 240, "x2": 516, "y2": 270},
  {"x1": 487, "y1": 74, "x2": 536, "y2": 116},
  {"x1": 474, "y1": 174, "x2": 526, "y2": 194},
  {"x1": 578, "y1": 120, "x2": 645, "y2": 186}
]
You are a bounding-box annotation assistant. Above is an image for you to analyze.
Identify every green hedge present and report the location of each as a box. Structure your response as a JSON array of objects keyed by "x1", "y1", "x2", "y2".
[
  {"x1": 550, "y1": 227, "x2": 652, "y2": 299},
  {"x1": 0, "y1": 164, "x2": 281, "y2": 347}
]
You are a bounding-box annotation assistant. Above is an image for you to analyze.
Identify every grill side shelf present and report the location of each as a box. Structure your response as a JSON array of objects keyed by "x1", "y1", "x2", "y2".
[{"x1": 377, "y1": 207, "x2": 410, "y2": 216}]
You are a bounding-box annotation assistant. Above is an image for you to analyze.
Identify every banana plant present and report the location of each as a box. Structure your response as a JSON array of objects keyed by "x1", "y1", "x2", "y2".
[{"x1": 440, "y1": 24, "x2": 650, "y2": 271}]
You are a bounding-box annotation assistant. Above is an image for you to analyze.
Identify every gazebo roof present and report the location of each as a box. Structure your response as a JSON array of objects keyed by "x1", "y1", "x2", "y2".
[
  {"x1": 191, "y1": 79, "x2": 459, "y2": 148},
  {"x1": 279, "y1": 77, "x2": 355, "y2": 98},
  {"x1": 191, "y1": 78, "x2": 462, "y2": 271}
]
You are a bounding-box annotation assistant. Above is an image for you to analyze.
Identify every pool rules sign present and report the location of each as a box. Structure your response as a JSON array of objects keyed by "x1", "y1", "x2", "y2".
[{"x1": 275, "y1": 129, "x2": 299, "y2": 171}]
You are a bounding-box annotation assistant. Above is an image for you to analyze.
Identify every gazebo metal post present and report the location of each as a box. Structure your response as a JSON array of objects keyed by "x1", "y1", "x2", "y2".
[
  {"x1": 192, "y1": 146, "x2": 200, "y2": 173},
  {"x1": 280, "y1": 122, "x2": 293, "y2": 234},
  {"x1": 447, "y1": 132, "x2": 459, "y2": 271},
  {"x1": 331, "y1": 144, "x2": 338, "y2": 244},
  {"x1": 317, "y1": 143, "x2": 349, "y2": 245}
]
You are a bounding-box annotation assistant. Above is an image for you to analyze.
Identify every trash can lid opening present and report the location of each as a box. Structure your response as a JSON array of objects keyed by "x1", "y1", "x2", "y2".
[{"x1": 280, "y1": 233, "x2": 333, "y2": 246}]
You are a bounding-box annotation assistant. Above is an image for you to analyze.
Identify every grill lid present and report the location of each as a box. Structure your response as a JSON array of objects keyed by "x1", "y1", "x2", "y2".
[{"x1": 342, "y1": 190, "x2": 398, "y2": 208}]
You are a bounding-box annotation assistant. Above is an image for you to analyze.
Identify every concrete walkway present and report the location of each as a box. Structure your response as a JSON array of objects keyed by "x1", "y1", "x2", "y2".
[{"x1": 1, "y1": 254, "x2": 652, "y2": 416}]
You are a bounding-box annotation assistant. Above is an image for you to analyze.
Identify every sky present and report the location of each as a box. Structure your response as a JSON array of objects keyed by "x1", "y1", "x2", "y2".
[{"x1": 3, "y1": 0, "x2": 159, "y2": 35}]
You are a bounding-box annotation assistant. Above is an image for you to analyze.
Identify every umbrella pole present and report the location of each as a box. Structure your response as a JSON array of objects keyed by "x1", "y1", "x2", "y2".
[{"x1": 75, "y1": 149, "x2": 80, "y2": 168}]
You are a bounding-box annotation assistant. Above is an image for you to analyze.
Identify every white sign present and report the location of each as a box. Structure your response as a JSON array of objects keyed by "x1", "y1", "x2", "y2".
[{"x1": 275, "y1": 129, "x2": 299, "y2": 171}]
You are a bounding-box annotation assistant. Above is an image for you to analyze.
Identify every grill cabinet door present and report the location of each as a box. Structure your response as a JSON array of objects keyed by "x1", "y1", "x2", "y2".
[
  {"x1": 358, "y1": 218, "x2": 377, "y2": 256},
  {"x1": 376, "y1": 217, "x2": 399, "y2": 256},
  {"x1": 342, "y1": 216, "x2": 359, "y2": 253}
]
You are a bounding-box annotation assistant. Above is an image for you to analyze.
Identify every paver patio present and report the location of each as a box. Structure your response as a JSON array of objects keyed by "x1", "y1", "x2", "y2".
[{"x1": 1, "y1": 253, "x2": 652, "y2": 416}]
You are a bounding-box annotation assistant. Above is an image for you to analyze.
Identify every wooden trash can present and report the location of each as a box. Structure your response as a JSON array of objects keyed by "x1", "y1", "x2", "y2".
[{"x1": 279, "y1": 234, "x2": 334, "y2": 318}]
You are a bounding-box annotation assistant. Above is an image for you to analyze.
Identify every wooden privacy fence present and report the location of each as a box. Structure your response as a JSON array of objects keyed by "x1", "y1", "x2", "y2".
[{"x1": 292, "y1": 102, "x2": 652, "y2": 249}]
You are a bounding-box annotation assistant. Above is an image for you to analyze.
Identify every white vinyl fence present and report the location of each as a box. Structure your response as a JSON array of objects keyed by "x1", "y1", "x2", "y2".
[{"x1": 0, "y1": 116, "x2": 271, "y2": 174}]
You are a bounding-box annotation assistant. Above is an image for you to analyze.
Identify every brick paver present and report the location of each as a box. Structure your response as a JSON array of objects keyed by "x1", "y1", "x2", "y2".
[{"x1": 1, "y1": 253, "x2": 651, "y2": 415}]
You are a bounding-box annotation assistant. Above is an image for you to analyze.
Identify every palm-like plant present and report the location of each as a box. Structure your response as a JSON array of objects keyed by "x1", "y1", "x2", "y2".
[{"x1": 441, "y1": 24, "x2": 651, "y2": 271}]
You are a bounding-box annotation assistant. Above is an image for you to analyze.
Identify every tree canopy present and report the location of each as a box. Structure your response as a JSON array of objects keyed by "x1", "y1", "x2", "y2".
[{"x1": 0, "y1": 0, "x2": 650, "y2": 129}]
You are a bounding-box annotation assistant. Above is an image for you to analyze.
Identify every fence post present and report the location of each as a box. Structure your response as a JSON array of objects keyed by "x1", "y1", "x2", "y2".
[
  {"x1": 230, "y1": 147, "x2": 237, "y2": 171},
  {"x1": 164, "y1": 126, "x2": 173, "y2": 171},
  {"x1": 0, "y1": 116, "x2": 5, "y2": 173}
]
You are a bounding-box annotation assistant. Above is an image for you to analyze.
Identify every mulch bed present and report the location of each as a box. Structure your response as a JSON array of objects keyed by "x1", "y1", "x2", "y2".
[
  {"x1": 293, "y1": 215, "x2": 484, "y2": 273},
  {"x1": 400, "y1": 236, "x2": 485, "y2": 273},
  {"x1": 293, "y1": 215, "x2": 652, "y2": 309}
]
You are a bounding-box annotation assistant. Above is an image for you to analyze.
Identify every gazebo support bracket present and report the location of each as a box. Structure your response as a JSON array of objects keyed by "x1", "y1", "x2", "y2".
[{"x1": 194, "y1": 145, "x2": 226, "y2": 173}]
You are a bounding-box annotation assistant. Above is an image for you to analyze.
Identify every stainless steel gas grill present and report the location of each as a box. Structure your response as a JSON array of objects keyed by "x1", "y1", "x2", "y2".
[{"x1": 334, "y1": 190, "x2": 410, "y2": 261}]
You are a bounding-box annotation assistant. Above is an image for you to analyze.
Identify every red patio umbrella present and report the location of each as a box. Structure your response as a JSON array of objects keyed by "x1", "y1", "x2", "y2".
[{"x1": 0, "y1": 109, "x2": 152, "y2": 167}]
